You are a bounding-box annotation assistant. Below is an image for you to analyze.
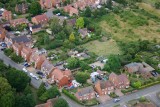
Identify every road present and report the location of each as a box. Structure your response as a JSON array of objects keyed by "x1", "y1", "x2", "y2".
[{"x1": 0, "y1": 51, "x2": 42, "y2": 89}]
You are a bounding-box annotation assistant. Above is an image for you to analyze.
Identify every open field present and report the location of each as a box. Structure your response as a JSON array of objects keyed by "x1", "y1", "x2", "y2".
[
  {"x1": 99, "y1": 7, "x2": 160, "y2": 43},
  {"x1": 82, "y1": 39, "x2": 122, "y2": 56}
]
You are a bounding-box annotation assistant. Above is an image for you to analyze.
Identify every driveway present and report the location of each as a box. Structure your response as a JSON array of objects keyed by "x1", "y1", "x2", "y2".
[
  {"x1": 115, "y1": 89, "x2": 124, "y2": 97},
  {"x1": 97, "y1": 95, "x2": 111, "y2": 103}
]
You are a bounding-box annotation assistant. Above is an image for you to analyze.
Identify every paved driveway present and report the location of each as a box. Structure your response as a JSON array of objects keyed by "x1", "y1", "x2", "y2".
[
  {"x1": 97, "y1": 95, "x2": 111, "y2": 103},
  {"x1": 115, "y1": 89, "x2": 124, "y2": 97}
]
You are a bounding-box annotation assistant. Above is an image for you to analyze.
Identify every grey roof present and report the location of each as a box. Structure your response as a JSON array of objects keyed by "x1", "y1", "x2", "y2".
[
  {"x1": 11, "y1": 35, "x2": 30, "y2": 43},
  {"x1": 77, "y1": 86, "x2": 94, "y2": 96},
  {"x1": 32, "y1": 24, "x2": 41, "y2": 29},
  {"x1": 78, "y1": 28, "x2": 88, "y2": 37},
  {"x1": 45, "y1": 10, "x2": 54, "y2": 19}
]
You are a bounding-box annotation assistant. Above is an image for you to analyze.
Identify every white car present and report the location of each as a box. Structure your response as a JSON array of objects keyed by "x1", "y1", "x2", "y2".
[
  {"x1": 34, "y1": 76, "x2": 39, "y2": 80},
  {"x1": 95, "y1": 93, "x2": 99, "y2": 98},
  {"x1": 22, "y1": 68, "x2": 28, "y2": 73}
]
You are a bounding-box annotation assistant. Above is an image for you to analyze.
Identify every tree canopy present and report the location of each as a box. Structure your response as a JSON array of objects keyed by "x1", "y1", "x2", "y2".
[
  {"x1": 54, "y1": 98, "x2": 69, "y2": 107},
  {"x1": 0, "y1": 77, "x2": 15, "y2": 107},
  {"x1": 76, "y1": 17, "x2": 84, "y2": 29},
  {"x1": 75, "y1": 72, "x2": 89, "y2": 84},
  {"x1": 6, "y1": 68, "x2": 30, "y2": 92},
  {"x1": 29, "y1": 1, "x2": 42, "y2": 15}
]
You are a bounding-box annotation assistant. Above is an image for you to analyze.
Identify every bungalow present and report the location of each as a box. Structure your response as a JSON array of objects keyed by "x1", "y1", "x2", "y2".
[
  {"x1": 12, "y1": 43, "x2": 23, "y2": 56},
  {"x1": 94, "y1": 80, "x2": 114, "y2": 96},
  {"x1": 31, "y1": 14, "x2": 49, "y2": 25},
  {"x1": 41, "y1": 60, "x2": 55, "y2": 76},
  {"x1": 109, "y1": 72, "x2": 130, "y2": 89},
  {"x1": 2, "y1": 10, "x2": 12, "y2": 21},
  {"x1": 15, "y1": 3, "x2": 28, "y2": 14},
  {"x1": 30, "y1": 53, "x2": 46, "y2": 69},
  {"x1": 125, "y1": 62, "x2": 155, "y2": 78},
  {"x1": 10, "y1": 18, "x2": 29, "y2": 27},
  {"x1": 75, "y1": 86, "x2": 95, "y2": 101},
  {"x1": 49, "y1": 68, "x2": 72, "y2": 87},
  {"x1": 64, "y1": 5, "x2": 78, "y2": 16},
  {"x1": 78, "y1": 28, "x2": 88, "y2": 38}
]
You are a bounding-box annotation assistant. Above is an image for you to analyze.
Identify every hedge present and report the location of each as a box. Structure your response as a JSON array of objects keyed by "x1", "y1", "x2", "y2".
[
  {"x1": 138, "y1": 81, "x2": 160, "y2": 90},
  {"x1": 62, "y1": 89, "x2": 82, "y2": 104}
]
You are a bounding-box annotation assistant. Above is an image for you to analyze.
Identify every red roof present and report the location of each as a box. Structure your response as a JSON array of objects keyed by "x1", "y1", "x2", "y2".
[{"x1": 33, "y1": 14, "x2": 48, "y2": 23}]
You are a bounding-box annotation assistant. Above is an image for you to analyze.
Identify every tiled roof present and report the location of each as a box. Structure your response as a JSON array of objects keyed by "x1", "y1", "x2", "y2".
[
  {"x1": 11, "y1": 35, "x2": 30, "y2": 43},
  {"x1": 77, "y1": 86, "x2": 94, "y2": 96}
]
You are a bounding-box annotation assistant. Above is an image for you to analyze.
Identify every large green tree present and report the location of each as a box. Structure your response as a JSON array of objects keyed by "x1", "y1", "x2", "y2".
[
  {"x1": 37, "y1": 83, "x2": 46, "y2": 98},
  {"x1": 66, "y1": 58, "x2": 80, "y2": 69},
  {"x1": 6, "y1": 69, "x2": 30, "y2": 92},
  {"x1": 0, "y1": 77, "x2": 15, "y2": 107},
  {"x1": 76, "y1": 17, "x2": 84, "y2": 29},
  {"x1": 75, "y1": 72, "x2": 89, "y2": 84},
  {"x1": 39, "y1": 87, "x2": 60, "y2": 102},
  {"x1": 54, "y1": 98, "x2": 69, "y2": 107},
  {"x1": 50, "y1": 17, "x2": 62, "y2": 35},
  {"x1": 84, "y1": 7, "x2": 92, "y2": 17},
  {"x1": 103, "y1": 55, "x2": 121, "y2": 73},
  {"x1": 29, "y1": 1, "x2": 42, "y2": 15}
]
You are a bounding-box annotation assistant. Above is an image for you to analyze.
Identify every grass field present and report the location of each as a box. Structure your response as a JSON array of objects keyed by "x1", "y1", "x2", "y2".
[
  {"x1": 99, "y1": 7, "x2": 160, "y2": 43},
  {"x1": 82, "y1": 39, "x2": 122, "y2": 56}
]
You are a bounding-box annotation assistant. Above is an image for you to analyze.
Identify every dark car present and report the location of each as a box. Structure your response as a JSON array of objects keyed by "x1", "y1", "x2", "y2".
[
  {"x1": 1, "y1": 47, "x2": 6, "y2": 51},
  {"x1": 151, "y1": 71, "x2": 159, "y2": 77},
  {"x1": 97, "y1": 75, "x2": 102, "y2": 80},
  {"x1": 1, "y1": 43, "x2": 7, "y2": 47},
  {"x1": 36, "y1": 71, "x2": 44, "y2": 75},
  {"x1": 44, "y1": 82, "x2": 49, "y2": 87}
]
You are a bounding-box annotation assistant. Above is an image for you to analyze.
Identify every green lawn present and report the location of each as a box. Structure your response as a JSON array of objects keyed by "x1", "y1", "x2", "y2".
[{"x1": 81, "y1": 39, "x2": 121, "y2": 56}]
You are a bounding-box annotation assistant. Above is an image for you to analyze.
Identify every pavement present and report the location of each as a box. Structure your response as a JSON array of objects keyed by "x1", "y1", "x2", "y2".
[
  {"x1": 146, "y1": 92, "x2": 160, "y2": 106},
  {"x1": 0, "y1": 51, "x2": 42, "y2": 89}
]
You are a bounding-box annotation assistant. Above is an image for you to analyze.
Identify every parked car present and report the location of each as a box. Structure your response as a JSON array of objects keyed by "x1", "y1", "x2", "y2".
[
  {"x1": 1, "y1": 47, "x2": 6, "y2": 51},
  {"x1": 113, "y1": 98, "x2": 120, "y2": 103},
  {"x1": 95, "y1": 93, "x2": 99, "y2": 98},
  {"x1": 34, "y1": 76, "x2": 39, "y2": 80},
  {"x1": 1, "y1": 43, "x2": 7, "y2": 47},
  {"x1": 22, "y1": 67, "x2": 28, "y2": 73},
  {"x1": 151, "y1": 71, "x2": 158, "y2": 77},
  {"x1": 44, "y1": 82, "x2": 49, "y2": 87}
]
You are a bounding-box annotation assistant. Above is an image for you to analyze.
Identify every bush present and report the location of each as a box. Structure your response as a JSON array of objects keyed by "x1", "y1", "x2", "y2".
[
  {"x1": 109, "y1": 92, "x2": 118, "y2": 98},
  {"x1": 10, "y1": 53, "x2": 24, "y2": 63},
  {"x1": 4, "y1": 48, "x2": 13, "y2": 56}
]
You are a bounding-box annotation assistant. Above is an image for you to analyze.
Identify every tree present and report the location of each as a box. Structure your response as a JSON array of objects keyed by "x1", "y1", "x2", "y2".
[
  {"x1": 54, "y1": 98, "x2": 69, "y2": 107},
  {"x1": 66, "y1": 58, "x2": 80, "y2": 69},
  {"x1": 37, "y1": 83, "x2": 46, "y2": 98},
  {"x1": 69, "y1": 32, "x2": 75, "y2": 42},
  {"x1": 0, "y1": 77, "x2": 15, "y2": 107},
  {"x1": 106, "y1": 0, "x2": 112, "y2": 9},
  {"x1": 44, "y1": 35, "x2": 50, "y2": 44},
  {"x1": 29, "y1": 1, "x2": 42, "y2": 15},
  {"x1": 24, "y1": 84, "x2": 32, "y2": 95},
  {"x1": 6, "y1": 69, "x2": 30, "y2": 92},
  {"x1": 76, "y1": 17, "x2": 84, "y2": 29},
  {"x1": 155, "y1": 2, "x2": 160, "y2": 9},
  {"x1": 131, "y1": 81, "x2": 141, "y2": 88},
  {"x1": 50, "y1": 17, "x2": 62, "y2": 35},
  {"x1": 80, "y1": 61, "x2": 90, "y2": 71},
  {"x1": 75, "y1": 72, "x2": 89, "y2": 84},
  {"x1": 15, "y1": 94, "x2": 35, "y2": 107},
  {"x1": 84, "y1": 7, "x2": 91, "y2": 17},
  {"x1": 103, "y1": 55, "x2": 121, "y2": 73},
  {"x1": 39, "y1": 87, "x2": 60, "y2": 102},
  {"x1": 56, "y1": 31, "x2": 66, "y2": 41}
]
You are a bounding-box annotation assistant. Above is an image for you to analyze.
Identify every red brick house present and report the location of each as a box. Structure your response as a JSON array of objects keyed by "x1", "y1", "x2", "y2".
[
  {"x1": 10, "y1": 18, "x2": 29, "y2": 27},
  {"x1": 30, "y1": 53, "x2": 46, "y2": 69},
  {"x1": 31, "y1": 14, "x2": 48, "y2": 25},
  {"x1": 0, "y1": 26, "x2": 7, "y2": 40},
  {"x1": 12, "y1": 43, "x2": 23, "y2": 56},
  {"x1": 35, "y1": 98, "x2": 58, "y2": 107},
  {"x1": 64, "y1": 5, "x2": 78, "y2": 16},
  {"x1": 49, "y1": 68, "x2": 72, "y2": 87},
  {"x1": 2, "y1": 10, "x2": 12, "y2": 21},
  {"x1": 41, "y1": 59, "x2": 55, "y2": 76},
  {"x1": 109, "y1": 72, "x2": 130, "y2": 89},
  {"x1": 75, "y1": 86, "x2": 95, "y2": 101},
  {"x1": 94, "y1": 80, "x2": 114, "y2": 96},
  {"x1": 21, "y1": 46, "x2": 36, "y2": 62},
  {"x1": 40, "y1": 0, "x2": 54, "y2": 9},
  {"x1": 15, "y1": 3, "x2": 28, "y2": 14}
]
